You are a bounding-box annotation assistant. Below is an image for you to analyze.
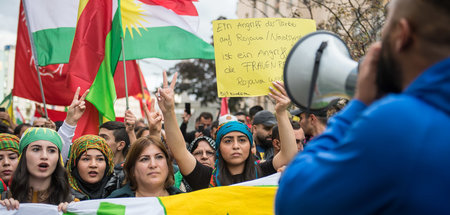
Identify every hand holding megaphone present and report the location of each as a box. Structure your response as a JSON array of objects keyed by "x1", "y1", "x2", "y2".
[{"x1": 354, "y1": 42, "x2": 382, "y2": 105}]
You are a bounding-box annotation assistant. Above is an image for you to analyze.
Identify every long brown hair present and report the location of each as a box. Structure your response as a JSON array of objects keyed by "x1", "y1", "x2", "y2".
[
  {"x1": 10, "y1": 146, "x2": 71, "y2": 204},
  {"x1": 123, "y1": 136, "x2": 174, "y2": 191}
]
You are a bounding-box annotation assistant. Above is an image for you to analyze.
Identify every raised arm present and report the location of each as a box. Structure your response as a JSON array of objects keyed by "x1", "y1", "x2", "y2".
[
  {"x1": 157, "y1": 71, "x2": 197, "y2": 176},
  {"x1": 144, "y1": 98, "x2": 162, "y2": 139},
  {"x1": 60, "y1": 87, "x2": 88, "y2": 163},
  {"x1": 269, "y1": 81, "x2": 297, "y2": 170}
]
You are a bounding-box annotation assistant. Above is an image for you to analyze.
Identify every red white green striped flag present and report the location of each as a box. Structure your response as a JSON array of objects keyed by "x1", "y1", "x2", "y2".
[
  {"x1": 66, "y1": 0, "x2": 122, "y2": 121},
  {"x1": 23, "y1": 0, "x2": 214, "y2": 67}
]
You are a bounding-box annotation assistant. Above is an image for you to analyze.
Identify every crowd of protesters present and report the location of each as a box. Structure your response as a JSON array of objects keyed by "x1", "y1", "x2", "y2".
[
  {"x1": 0, "y1": 68, "x2": 337, "y2": 212},
  {"x1": 0, "y1": 0, "x2": 449, "y2": 214}
]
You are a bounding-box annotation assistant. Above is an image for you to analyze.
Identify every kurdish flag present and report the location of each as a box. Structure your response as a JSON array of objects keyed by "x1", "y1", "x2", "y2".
[
  {"x1": 0, "y1": 92, "x2": 15, "y2": 126},
  {"x1": 66, "y1": 0, "x2": 122, "y2": 121},
  {"x1": 23, "y1": 0, "x2": 214, "y2": 67}
]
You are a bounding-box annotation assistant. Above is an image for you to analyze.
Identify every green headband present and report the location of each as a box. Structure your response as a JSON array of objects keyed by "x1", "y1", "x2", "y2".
[{"x1": 19, "y1": 127, "x2": 63, "y2": 154}]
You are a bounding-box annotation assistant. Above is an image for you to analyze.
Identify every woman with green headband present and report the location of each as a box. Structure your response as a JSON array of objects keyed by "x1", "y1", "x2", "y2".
[
  {"x1": 66, "y1": 135, "x2": 116, "y2": 200},
  {"x1": 0, "y1": 134, "x2": 20, "y2": 190},
  {"x1": 156, "y1": 72, "x2": 298, "y2": 190},
  {"x1": 0, "y1": 127, "x2": 72, "y2": 212}
]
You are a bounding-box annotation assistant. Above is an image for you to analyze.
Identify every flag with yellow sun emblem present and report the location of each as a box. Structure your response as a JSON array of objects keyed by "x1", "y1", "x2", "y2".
[{"x1": 23, "y1": 0, "x2": 215, "y2": 67}]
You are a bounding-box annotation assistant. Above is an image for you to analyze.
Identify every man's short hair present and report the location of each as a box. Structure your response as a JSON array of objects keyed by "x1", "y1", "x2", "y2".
[
  {"x1": 249, "y1": 105, "x2": 263, "y2": 119},
  {"x1": 99, "y1": 121, "x2": 130, "y2": 156},
  {"x1": 196, "y1": 112, "x2": 213, "y2": 122},
  {"x1": 234, "y1": 111, "x2": 247, "y2": 116}
]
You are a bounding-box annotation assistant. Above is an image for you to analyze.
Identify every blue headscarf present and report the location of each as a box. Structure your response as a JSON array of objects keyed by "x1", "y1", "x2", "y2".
[
  {"x1": 215, "y1": 121, "x2": 253, "y2": 150},
  {"x1": 211, "y1": 121, "x2": 255, "y2": 187}
]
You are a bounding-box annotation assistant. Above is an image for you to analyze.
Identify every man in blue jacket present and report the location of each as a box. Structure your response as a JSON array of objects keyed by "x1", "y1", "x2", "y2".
[{"x1": 276, "y1": 0, "x2": 450, "y2": 214}]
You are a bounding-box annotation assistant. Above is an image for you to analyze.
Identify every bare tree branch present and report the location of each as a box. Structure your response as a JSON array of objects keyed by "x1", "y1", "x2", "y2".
[
  {"x1": 238, "y1": 0, "x2": 270, "y2": 17},
  {"x1": 348, "y1": 0, "x2": 371, "y2": 40},
  {"x1": 311, "y1": 0, "x2": 354, "y2": 41}
]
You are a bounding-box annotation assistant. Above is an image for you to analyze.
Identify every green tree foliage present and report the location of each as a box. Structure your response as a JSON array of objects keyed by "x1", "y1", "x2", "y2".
[{"x1": 167, "y1": 58, "x2": 218, "y2": 106}]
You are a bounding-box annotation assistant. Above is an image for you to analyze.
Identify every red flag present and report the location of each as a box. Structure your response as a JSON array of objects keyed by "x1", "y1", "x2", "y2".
[
  {"x1": 74, "y1": 102, "x2": 100, "y2": 139},
  {"x1": 220, "y1": 97, "x2": 229, "y2": 116},
  {"x1": 134, "y1": 68, "x2": 152, "y2": 118},
  {"x1": 13, "y1": 1, "x2": 141, "y2": 106},
  {"x1": 34, "y1": 108, "x2": 67, "y2": 122}
]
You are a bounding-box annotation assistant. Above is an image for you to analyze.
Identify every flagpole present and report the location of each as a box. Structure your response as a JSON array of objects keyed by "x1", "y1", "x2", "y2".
[
  {"x1": 22, "y1": 0, "x2": 49, "y2": 119},
  {"x1": 121, "y1": 38, "x2": 129, "y2": 110}
]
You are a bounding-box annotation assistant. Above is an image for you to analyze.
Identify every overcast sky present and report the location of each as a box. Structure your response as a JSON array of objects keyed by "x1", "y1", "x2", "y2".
[{"x1": 0, "y1": 0, "x2": 238, "y2": 91}]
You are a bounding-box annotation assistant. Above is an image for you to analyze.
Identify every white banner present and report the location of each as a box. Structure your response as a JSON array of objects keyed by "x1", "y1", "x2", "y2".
[{"x1": 0, "y1": 173, "x2": 280, "y2": 215}]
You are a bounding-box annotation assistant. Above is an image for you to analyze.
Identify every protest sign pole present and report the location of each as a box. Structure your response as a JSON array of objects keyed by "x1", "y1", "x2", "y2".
[{"x1": 22, "y1": 0, "x2": 49, "y2": 119}]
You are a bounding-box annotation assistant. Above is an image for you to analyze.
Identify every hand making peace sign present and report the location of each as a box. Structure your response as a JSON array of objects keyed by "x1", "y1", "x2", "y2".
[
  {"x1": 65, "y1": 87, "x2": 89, "y2": 126},
  {"x1": 157, "y1": 71, "x2": 178, "y2": 114}
]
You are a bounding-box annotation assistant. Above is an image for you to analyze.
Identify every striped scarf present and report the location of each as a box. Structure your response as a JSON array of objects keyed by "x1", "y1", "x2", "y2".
[
  {"x1": 0, "y1": 133, "x2": 19, "y2": 154},
  {"x1": 66, "y1": 135, "x2": 114, "y2": 195}
]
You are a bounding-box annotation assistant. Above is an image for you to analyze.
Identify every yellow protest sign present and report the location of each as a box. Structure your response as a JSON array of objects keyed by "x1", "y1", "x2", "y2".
[{"x1": 213, "y1": 18, "x2": 316, "y2": 97}]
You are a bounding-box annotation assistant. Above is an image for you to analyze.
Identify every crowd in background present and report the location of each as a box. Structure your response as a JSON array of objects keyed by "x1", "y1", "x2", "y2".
[{"x1": 1, "y1": 0, "x2": 449, "y2": 214}]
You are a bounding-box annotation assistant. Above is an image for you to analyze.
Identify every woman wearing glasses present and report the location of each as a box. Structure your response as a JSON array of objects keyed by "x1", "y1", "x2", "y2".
[{"x1": 188, "y1": 136, "x2": 216, "y2": 168}]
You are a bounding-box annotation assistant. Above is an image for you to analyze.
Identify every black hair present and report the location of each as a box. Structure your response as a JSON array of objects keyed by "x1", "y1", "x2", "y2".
[
  {"x1": 249, "y1": 106, "x2": 263, "y2": 119},
  {"x1": 135, "y1": 126, "x2": 149, "y2": 139},
  {"x1": 99, "y1": 121, "x2": 130, "y2": 156},
  {"x1": 272, "y1": 125, "x2": 280, "y2": 141},
  {"x1": 234, "y1": 111, "x2": 247, "y2": 116},
  {"x1": 291, "y1": 120, "x2": 301, "y2": 130},
  {"x1": 54, "y1": 121, "x2": 64, "y2": 131},
  {"x1": 10, "y1": 146, "x2": 72, "y2": 204},
  {"x1": 216, "y1": 145, "x2": 262, "y2": 186},
  {"x1": 14, "y1": 123, "x2": 31, "y2": 137},
  {"x1": 0, "y1": 122, "x2": 12, "y2": 134},
  {"x1": 196, "y1": 112, "x2": 213, "y2": 123}
]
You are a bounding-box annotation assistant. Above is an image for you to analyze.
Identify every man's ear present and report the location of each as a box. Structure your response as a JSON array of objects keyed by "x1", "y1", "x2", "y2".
[
  {"x1": 309, "y1": 114, "x2": 317, "y2": 124},
  {"x1": 117, "y1": 141, "x2": 126, "y2": 151},
  {"x1": 394, "y1": 18, "x2": 413, "y2": 52},
  {"x1": 251, "y1": 125, "x2": 256, "y2": 134},
  {"x1": 272, "y1": 139, "x2": 281, "y2": 151}
]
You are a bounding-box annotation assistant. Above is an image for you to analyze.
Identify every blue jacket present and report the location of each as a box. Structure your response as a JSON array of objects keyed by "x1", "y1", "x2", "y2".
[{"x1": 276, "y1": 58, "x2": 450, "y2": 214}]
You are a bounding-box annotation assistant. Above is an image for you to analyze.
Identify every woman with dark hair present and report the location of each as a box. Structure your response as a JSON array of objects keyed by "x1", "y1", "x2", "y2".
[
  {"x1": 0, "y1": 127, "x2": 72, "y2": 211},
  {"x1": 156, "y1": 72, "x2": 297, "y2": 190},
  {"x1": 135, "y1": 126, "x2": 150, "y2": 139},
  {"x1": 13, "y1": 123, "x2": 31, "y2": 138},
  {"x1": 0, "y1": 134, "x2": 19, "y2": 190},
  {"x1": 66, "y1": 135, "x2": 116, "y2": 200},
  {"x1": 108, "y1": 136, "x2": 182, "y2": 197}
]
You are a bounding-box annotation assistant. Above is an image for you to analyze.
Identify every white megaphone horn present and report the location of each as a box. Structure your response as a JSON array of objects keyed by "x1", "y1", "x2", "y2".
[{"x1": 284, "y1": 31, "x2": 358, "y2": 111}]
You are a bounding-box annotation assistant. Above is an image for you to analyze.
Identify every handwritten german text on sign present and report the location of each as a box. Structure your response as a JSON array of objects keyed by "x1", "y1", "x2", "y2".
[{"x1": 213, "y1": 18, "x2": 316, "y2": 97}]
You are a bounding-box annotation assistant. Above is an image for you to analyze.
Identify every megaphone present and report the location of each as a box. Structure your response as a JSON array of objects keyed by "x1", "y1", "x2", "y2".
[{"x1": 284, "y1": 31, "x2": 358, "y2": 111}]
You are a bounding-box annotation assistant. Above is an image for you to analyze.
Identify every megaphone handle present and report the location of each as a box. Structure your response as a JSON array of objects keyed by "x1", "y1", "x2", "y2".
[{"x1": 307, "y1": 41, "x2": 328, "y2": 112}]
